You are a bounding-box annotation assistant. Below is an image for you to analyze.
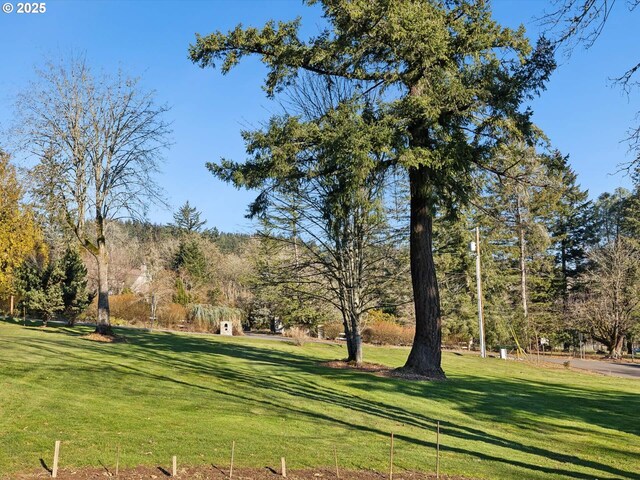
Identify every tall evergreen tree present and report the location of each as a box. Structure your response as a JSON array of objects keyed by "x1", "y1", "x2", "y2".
[
  {"x1": 15, "y1": 254, "x2": 65, "y2": 325},
  {"x1": 173, "y1": 238, "x2": 209, "y2": 283},
  {"x1": 190, "y1": 0, "x2": 555, "y2": 377},
  {"x1": 480, "y1": 142, "x2": 563, "y2": 348},
  {"x1": 172, "y1": 201, "x2": 207, "y2": 234},
  {"x1": 432, "y1": 214, "x2": 477, "y2": 346},
  {"x1": 60, "y1": 247, "x2": 91, "y2": 324},
  {"x1": 589, "y1": 188, "x2": 633, "y2": 245},
  {"x1": 627, "y1": 169, "x2": 640, "y2": 237},
  {"x1": 546, "y1": 152, "x2": 592, "y2": 308}
]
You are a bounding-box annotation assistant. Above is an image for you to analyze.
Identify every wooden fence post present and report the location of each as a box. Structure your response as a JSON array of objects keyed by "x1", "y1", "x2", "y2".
[
  {"x1": 436, "y1": 421, "x2": 440, "y2": 480},
  {"x1": 230, "y1": 441, "x2": 235, "y2": 479},
  {"x1": 389, "y1": 432, "x2": 394, "y2": 480},
  {"x1": 51, "y1": 440, "x2": 60, "y2": 478}
]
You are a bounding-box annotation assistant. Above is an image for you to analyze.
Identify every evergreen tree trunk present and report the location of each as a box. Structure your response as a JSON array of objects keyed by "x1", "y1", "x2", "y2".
[{"x1": 401, "y1": 165, "x2": 445, "y2": 379}]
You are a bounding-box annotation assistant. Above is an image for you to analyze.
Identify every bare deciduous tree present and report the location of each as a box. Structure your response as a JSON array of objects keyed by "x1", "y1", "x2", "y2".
[
  {"x1": 213, "y1": 76, "x2": 409, "y2": 364},
  {"x1": 16, "y1": 58, "x2": 171, "y2": 334},
  {"x1": 571, "y1": 237, "x2": 640, "y2": 358}
]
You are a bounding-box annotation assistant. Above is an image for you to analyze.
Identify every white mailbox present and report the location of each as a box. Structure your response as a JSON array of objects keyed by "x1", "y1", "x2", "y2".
[{"x1": 220, "y1": 320, "x2": 233, "y2": 336}]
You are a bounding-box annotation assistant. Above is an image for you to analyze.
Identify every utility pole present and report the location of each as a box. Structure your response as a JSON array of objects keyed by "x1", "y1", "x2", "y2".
[{"x1": 471, "y1": 226, "x2": 486, "y2": 358}]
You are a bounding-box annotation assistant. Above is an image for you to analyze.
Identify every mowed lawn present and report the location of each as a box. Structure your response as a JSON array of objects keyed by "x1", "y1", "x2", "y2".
[{"x1": 0, "y1": 320, "x2": 638, "y2": 479}]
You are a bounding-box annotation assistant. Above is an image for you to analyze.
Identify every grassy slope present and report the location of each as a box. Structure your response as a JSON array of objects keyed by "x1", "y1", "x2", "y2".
[{"x1": 0, "y1": 320, "x2": 638, "y2": 479}]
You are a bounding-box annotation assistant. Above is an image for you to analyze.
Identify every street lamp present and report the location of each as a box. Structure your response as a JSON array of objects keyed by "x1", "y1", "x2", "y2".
[{"x1": 470, "y1": 226, "x2": 486, "y2": 358}]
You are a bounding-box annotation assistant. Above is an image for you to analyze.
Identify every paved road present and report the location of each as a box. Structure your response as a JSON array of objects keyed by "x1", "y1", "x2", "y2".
[{"x1": 542, "y1": 357, "x2": 640, "y2": 379}]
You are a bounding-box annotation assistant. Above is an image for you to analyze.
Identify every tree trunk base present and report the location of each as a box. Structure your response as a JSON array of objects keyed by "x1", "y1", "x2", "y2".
[
  {"x1": 394, "y1": 365, "x2": 446, "y2": 381},
  {"x1": 94, "y1": 324, "x2": 114, "y2": 336},
  {"x1": 344, "y1": 357, "x2": 363, "y2": 367}
]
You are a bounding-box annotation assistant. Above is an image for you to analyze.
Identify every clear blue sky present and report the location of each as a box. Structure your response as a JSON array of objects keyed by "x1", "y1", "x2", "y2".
[{"x1": 0, "y1": 0, "x2": 637, "y2": 233}]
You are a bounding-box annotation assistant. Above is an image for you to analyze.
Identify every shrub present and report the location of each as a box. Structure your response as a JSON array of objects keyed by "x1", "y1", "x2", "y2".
[
  {"x1": 322, "y1": 322, "x2": 344, "y2": 340},
  {"x1": 361, "y1": 320, "x2": 414, "y2": 346},
  {"x1": 283, "y1": 326, "x2": 309, "y2": 346},
  {"x1": 364, "y1": 309, "x2": 396, "y2": 324},
  {"x1": 107, "y1": 293, "x2": 149, "y2": 325},
  {"x1": 172, "y1": 278, "x2": 193, "y2": 306},
  {"x1": 60, "y1": 247, "x2": 91, "y2": 323},
  {"x1": 109, "y1": 316, "x2": 130, "y2": 327},
  {"x1": 186, "y1": 304, "x2": 243, "y2": 334},
  {"x1": 157, "y1": 303, "x2": 187, "y2": 329},
  {"x1": 14, "y1": 257, "x2": 65, "y2": 324}
]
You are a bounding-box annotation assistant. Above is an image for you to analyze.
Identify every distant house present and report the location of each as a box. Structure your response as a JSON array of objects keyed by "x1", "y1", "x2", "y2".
[{"x1": 126, "y1": 264, "x2": 151, "y2": 294}]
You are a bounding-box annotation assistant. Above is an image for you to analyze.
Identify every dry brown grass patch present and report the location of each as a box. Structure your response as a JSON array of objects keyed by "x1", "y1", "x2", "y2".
[
  {"x1": 321, "y1": 360, "x2": 389, "y2": 372},
  {"x1": 81, "y1": 332, "x2": 128, "y2": 343},
  {"x1": 321, "y1": 360, "x2": 446, "y2": 381}
]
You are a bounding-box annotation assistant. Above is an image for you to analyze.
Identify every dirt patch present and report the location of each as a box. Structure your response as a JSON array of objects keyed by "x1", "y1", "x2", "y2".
[
  {"x1": 81, "y1": 333, "x2": 128, "y2": 343},
  {"x1": 321, "y1": 360, "x2": 390, "y2": 373},
  {"x1": 10, "y1": 466, "x2": 471, "y2": 479},
  {"x1": 320, "y1": 361, "x2": 445, "y2": 381}
]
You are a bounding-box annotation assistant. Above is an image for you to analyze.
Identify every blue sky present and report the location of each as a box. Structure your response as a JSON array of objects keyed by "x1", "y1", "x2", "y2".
[{"x1": 0, "y1": 0, "x2": 637, "y2": 233}]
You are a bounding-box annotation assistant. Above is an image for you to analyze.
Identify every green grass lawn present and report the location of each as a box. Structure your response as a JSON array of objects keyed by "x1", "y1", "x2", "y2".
[{"x1": 0, "y1": 319, "x2": 638, "y2": 479}]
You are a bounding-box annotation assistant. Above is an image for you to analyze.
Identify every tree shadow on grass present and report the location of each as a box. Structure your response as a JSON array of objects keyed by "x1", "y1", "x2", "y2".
[
  {"x1": 157, "y1": 466, "x2": 171, "y2": 476},
  {"x1": 0, "y1": 317, "x2": 88, "y2": 337},
  {"x1": 38, "y1": 458, "x2": 51, "y2": 474},
  {"x1": 7, "y1": 326, "x2": 639, "y2": 480},
  {"x1": 120, "y1": 329, "x2": 639, "y2": 426},
  {"x1": 149, "y1": 347, "x2": 637, "y2": 479}
]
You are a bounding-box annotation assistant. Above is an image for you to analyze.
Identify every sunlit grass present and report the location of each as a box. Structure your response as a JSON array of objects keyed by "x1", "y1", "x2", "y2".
[{"x1": 0, "y1": 319, "x2": 638, "y2": 479}]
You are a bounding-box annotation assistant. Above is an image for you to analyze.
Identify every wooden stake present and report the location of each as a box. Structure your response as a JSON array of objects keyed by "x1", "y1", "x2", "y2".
[
  {"x1": 436, "y1": 421, "x2": 440, "y2": 480},
  {"x1": 281, "y1": 457, "x2": 287, "y2": 478},
  {"x1": 115, "y1": 446, "x2": 120, "y2": 477},
  {"x1": 389, "y1": 432, "x2": 394, "y2": 480},
  {"x1": 52, "y1": 440, "x2": 60, "y2": 478},
  {"x1": 10, "y1": 295, "x2": 14, "y2": 316},
  {"x1": 230, "y1": 441, "x2": 235, "y2": 479},
  {"x1": 172, "y1": 455, "x2": 177, "y2": 477},
  {"x1": 333, "y1": 445, "x2": 339, "y2": 479}
]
